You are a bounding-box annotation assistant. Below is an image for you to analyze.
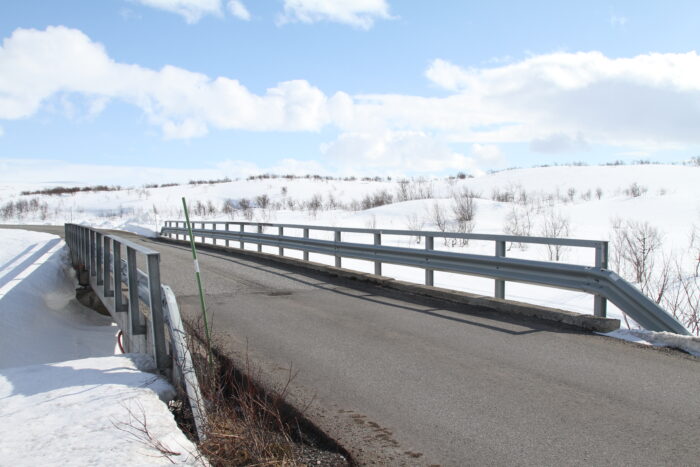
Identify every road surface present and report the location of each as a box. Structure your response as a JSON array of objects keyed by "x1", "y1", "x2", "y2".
[{"x1": 5, "y1": 225, "x2": 699, "y2": 466}]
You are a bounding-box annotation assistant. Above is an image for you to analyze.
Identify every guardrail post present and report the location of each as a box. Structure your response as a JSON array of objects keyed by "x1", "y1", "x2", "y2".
[
  {"x1": 240, "y1": 224, "x2": 245, "y2": 249},
  {"x1": 126, "y1": 247, "x2": 146, "y2": 338},
  {"x1": 212, "y1": 222, "x2": 217, "y2": 246},
  {"x1": 147, "y1": 253, "x2": 168, "y2": 372},
  {"x1": 334, "y1": 230, "x2": 342, "y2": 267},
  {"x1": 495, "y1": 240, "x2": 506, "y2": 299},
  {"x1": 113, "y1": 240, "x2": 127, "y2": 312},
  {"x1": 257, "y1": 225, "x2": 263, "y2": 252},
  {"x1": 102, "y1": 235, "x2": 113, "y2": 297},
  {"x1": 90, "y1": 229, "x2": 97, "y2": 277},
  {"x1": 594, "y1": 241, "x2": 609, "y2": 317},
  {"x1": 425, "y1": 235, "x2": 434, "y2": 286},
  {"x1": 374, "y1": 233, "x2": 382, "y2": 276},
  {"x1": 225, "y1": 223, "x2": 230, "y2": 247},
  {"x1": 279, "y1": 226, "x2": 284, "y2": 256},
  {"x1": 96, "y1": 232, "x2": 103, "y2": 286},
  {"x1": 69, "y1": 225, "x2": 77, "y2": 266},
  {"x1": 303, "y1": 228, "x2": 310, "y2": 261},
  {"x1": 79, "y1": 226, "x2": 84, "y2": 266}
]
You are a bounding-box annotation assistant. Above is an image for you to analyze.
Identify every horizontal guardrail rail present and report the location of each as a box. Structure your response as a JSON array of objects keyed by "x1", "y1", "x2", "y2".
[
  {"x1": 64, "y1": 223, "x2": 206, "y2": 439},
  {"x1": 161, "y1": 220, "x2": 690, "y2": 336}
]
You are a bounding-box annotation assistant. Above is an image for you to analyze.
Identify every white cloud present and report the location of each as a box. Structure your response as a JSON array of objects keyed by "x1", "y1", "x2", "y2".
[
  {"x1": 3, "y1": 26, "x2": 700, "y2": 172},
  {"x1": 278, "y1": 0, "x2": 392, "y2": 29},
  {"x1": 471, "y1": 143, "x2": 503, "y2": 162},
  {"x1": 132, "y1": 0, "x2": 222, "y2": 23},
  {"x1": 321, "y1": 130, "x2": 474, "y2": 173},
  {"x1": 0, "y1": 26, "x2": 344, "y2": 138},
  {"x1": 529, "y1": 133, "x2": 589, "y2": 154},
  {"x1": 227, "y1": 0, "x2": 250, "y2": 20},
  {"x1": 424, "y1": 58, "x2": 470, "y2": 92},
  {"x1": 408, "y1": 52, "x2": 700, "y2": 147}
]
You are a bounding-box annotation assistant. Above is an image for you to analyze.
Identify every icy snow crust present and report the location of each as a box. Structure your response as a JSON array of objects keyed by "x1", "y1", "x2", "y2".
[{"x1": 0, "y1": 229, "x2": 199, "y2": 465}]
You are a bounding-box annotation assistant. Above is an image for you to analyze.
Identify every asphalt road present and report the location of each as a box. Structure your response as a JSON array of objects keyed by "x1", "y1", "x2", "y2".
[{"x1": 6, "y1": 225, "x2": 700, "y2": 466}]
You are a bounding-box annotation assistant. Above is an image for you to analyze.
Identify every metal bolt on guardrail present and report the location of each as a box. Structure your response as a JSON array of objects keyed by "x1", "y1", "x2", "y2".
[{"x1": 160, "y1": 220, "x2": 690, "y2": 335}]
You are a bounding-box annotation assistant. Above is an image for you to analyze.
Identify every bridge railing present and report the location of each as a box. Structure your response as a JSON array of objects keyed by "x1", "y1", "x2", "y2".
[
  {"x1": 64, "y1": 223, "x2": 206, "y2": 438},
  {"x1": 160, "y1": 220, "x2": 690, "y2": 335}
]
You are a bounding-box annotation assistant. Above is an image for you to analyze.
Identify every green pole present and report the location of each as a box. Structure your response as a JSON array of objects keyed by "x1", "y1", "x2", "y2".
[{"x1": 182, "y1": 197, "x2": 213, "y2": 367}]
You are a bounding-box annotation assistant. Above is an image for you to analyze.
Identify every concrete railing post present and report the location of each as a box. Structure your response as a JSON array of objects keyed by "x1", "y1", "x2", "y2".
[
  {"x1": 257, "y1": 225, "x2": 263, "y2": 252},
  {"x1": 240, "y1": 224, "x2": 245, "y2": 249},
  {"x1": 303, "y1": 228, "x2": 310, "y2": 261},
  {"x1": 225, "y1": 223, "x2": 230, "y2": 248}
]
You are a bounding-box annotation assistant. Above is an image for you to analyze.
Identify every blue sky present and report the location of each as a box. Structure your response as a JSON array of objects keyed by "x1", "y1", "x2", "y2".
[{"x1": 1, "y1": 0, "x2": 699, "y2": 181}]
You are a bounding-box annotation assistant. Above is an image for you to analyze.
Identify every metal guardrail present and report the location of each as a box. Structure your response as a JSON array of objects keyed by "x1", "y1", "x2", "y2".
[
  {"x1": 64, "y1": 223, "x2": 206, "y2": 439},
  {"x1": 161, "y1": 220, "x2": 690, "y2": 335}
]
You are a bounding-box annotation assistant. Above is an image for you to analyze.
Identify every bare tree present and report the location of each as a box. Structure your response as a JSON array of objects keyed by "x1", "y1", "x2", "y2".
[
  {"x1": 427, "y1": 201, "x2": 454, "y2": 247},
  {"x1": 222, "y1": 199, "x2": 237, "y2": 219},
  {"x1": 238, "y1": 198, "x2": 253, "y2": 221},
  {"x1": 396, "y1": 179, "x2": 410, "y2": 202},
  {"x1": 503, "y1": 205, "x2": 534, "y2": 250},
  {"x1": 255, "y1": 194, "x2": 270, "y2": 209},
  {"x1": 690, "y1": 223, "x2": 700, "y2": 277},
  {"x1": 539, "y1": 209, "x2": 570, "y2": 261},
  {"x1": 451, "y1": 188, "x2": 477, "y2": 245},
  {"x1": 405, "y1": 212, "x2": 426, "y2": 244},
  {"x1": 619, "y1": 220, "x2": 662, "y2": 285},
  {"x1": 306, "y1": 193, "x2": 323, "y2": 217}
]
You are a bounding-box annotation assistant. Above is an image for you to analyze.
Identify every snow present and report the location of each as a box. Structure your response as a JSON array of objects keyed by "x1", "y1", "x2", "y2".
[
  {"x1": 0, "y1": 229, "x2": 200, "y2": 465},
  {"x1": 1, "y1": 163, "x2": 698, "y2": 337},
  {"x1": 0, "y1": 354, "x2": 199, "y2": 466},
  {"x1": 602, "y1": 329, "x2": 700, "y2": 357},
  {"x1": 0, "y1": 229, "x2": 116, "y2": 368}
]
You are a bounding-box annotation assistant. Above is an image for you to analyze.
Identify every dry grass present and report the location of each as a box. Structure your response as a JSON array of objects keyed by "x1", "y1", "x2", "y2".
[{"x1": 183, "y1": 317, "x2": 349, "y2": 467}]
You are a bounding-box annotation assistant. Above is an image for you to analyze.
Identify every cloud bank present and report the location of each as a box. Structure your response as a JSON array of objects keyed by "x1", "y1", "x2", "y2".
[{"x1": 2, "y1": 26, "x2": 700, "y2": 172}]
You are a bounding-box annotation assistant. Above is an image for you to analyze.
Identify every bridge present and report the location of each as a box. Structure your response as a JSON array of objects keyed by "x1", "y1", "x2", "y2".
[{"x1": 6, "y1": 224, "x2": 699, "y2": 466}]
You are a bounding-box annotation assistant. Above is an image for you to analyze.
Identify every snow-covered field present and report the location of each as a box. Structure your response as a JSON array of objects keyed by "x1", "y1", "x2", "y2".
[
  {"x1": 1, "y1": 163, "x2": 699, "y2": 336},
  {"x1": 0, "y1": 229, "x2": 199, "y2": 465}
]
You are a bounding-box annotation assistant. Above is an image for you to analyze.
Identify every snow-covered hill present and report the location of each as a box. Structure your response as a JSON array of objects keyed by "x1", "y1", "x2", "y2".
[{"x1": 2, "y1": 163, "x2": 699, "y2": 334}]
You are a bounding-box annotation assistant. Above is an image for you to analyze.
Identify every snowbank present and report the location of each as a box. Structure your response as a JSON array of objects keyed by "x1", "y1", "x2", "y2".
[
  {"x1": 0, "y1": 229, "x2": 200, "y2": 465},
  {"x1": 0, "y1": 229, "x2": 116, "y2": 368},
  {"x1": 0, "y1": 354, "x2": 199, "y2": 465},
  {"x1": 603, "y1": 329, "x2": 700, "y2": 357}
]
